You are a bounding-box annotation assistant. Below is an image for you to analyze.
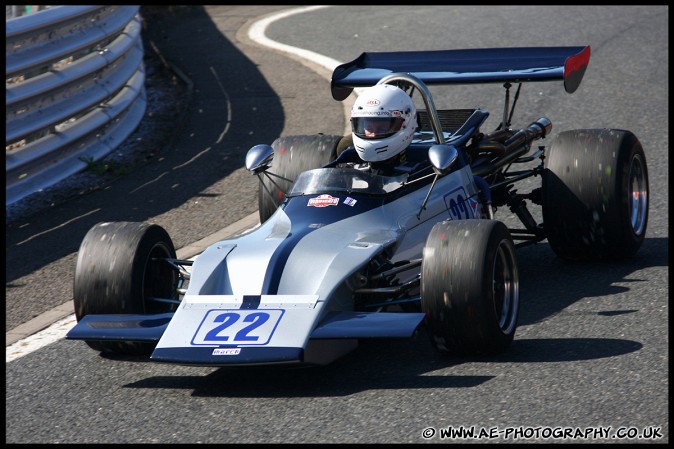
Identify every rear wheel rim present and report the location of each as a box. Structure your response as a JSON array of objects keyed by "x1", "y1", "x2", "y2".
[
  {"x1": 628, "y1": 154, "x2": 648, "y2": 236},
  {"x1": 492, "y1": 240, "x2": 519, "y2": 334}
]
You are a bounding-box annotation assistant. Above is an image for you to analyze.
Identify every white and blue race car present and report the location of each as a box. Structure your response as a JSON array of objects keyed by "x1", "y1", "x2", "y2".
[{"x1": 67, "y1": 46, "x2": 649, "y2": 366}]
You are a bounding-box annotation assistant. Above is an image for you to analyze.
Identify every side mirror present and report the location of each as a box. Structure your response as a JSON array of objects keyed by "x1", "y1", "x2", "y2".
[
  {"x1": 428, "y1": 144, "x2": 459, "y2": 173},
  {"x1": 245, "y1": 144, "x2": 274, "y2": 173}
]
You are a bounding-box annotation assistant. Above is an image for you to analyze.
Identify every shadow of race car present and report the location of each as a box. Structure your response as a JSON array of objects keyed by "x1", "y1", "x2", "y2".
[{"x1": 67, "y1": 46, "x2": 649, "y2": 366}]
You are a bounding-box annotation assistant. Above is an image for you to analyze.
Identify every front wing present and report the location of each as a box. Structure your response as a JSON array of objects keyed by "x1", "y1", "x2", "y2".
[{"x1": 66, "y1": 294, "x2": 425, "y2": 366}]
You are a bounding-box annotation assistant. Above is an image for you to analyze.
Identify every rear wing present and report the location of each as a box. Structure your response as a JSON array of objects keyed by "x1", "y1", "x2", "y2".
[{"x1": 331, "y1": 46, "x2": 591, "y2": 100}]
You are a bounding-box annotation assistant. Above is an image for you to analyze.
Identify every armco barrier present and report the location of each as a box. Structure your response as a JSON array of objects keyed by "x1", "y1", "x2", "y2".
[{"x1": 5, "y1": 5, "x2": 146, "y2": 206}]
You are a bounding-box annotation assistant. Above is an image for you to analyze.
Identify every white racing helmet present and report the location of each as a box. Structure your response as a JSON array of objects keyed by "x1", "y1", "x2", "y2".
[{"x1": 350, "y1": 84, "x2": 417, "y2": 163}]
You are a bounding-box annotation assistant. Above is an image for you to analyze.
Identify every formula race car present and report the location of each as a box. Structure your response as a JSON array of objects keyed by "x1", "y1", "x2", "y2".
[{"x1": 67, "y1": 46, "x2": 649, "y2": 366}]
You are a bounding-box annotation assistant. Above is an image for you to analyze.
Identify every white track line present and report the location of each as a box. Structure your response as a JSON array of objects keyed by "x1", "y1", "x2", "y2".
[
  {"x1": 247, "y1": 5, "x2": 362, "y2": 135},
  {"x1": 6, "y1": 315, "x2": 77, "y2": 363},
  {"x1": 247, "y1": 5, "x2": 340, "y2": 72}
]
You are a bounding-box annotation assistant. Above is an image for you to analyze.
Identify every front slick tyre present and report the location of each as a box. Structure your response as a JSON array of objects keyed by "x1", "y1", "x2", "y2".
[
  {"x1": 73, "y1": 222, "x2": 178, "y2": 355},
  {"x1": 542, "y1": 129, "x2": 649, "y2": 261},
  {"x1": 421, "y1": 219, "x2": 519, "y2": 356}
]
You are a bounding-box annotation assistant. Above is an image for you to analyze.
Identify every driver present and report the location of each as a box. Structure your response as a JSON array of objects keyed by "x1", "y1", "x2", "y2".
[{"x1": 349, "y1": 83, "x2": 418, "y2": 176}]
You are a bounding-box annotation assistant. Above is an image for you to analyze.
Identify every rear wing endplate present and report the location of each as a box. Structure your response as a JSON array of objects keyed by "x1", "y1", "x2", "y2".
[{"x1": 331, "y1": 46, "x2": 591, "y2": 100}]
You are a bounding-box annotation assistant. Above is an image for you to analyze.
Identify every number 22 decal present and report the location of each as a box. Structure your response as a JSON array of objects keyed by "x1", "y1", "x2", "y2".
[
  {"x1": 192, "y1": 309, "x2": 284, "y2": 346},
  {"x1": 204, "y1": 312, "x2": 270, "y2": 342}
]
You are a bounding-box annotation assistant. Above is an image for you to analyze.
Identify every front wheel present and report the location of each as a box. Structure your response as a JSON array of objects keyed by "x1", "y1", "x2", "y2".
[
  {"x1": 73, "y1": 222, "x2": 179, "y2": 355},
  {"x1": 421, "y1": 219, "x2": 519, "y2": 356},
  {"x1": 542, "y1": 129, "x2": 649, "y2": 261}
]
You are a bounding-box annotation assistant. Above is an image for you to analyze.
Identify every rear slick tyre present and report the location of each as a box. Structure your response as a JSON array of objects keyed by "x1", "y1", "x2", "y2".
[
  {"x1": 542, "y1": 129, "x2": 649, "y2": 261},
  {"x1": 258, "y1": 134, "x2": 344, "y2": 223}
]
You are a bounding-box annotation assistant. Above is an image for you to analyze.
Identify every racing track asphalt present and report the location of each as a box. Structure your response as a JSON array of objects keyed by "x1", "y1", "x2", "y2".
[{"x1": 6, "y1": 5, "x2": 351, "y2": 346}]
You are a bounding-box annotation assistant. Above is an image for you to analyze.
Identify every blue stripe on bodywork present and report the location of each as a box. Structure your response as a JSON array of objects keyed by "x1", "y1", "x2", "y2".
[
  {"x1": 260, "y1": 219, "x2": 316, "y2": 295},
  {"x1": 241, "y1": 295, "x2": 261, "y2": 309},
  {"x1": 261, "y1": 194, "x2": 382, "y2": 294}
]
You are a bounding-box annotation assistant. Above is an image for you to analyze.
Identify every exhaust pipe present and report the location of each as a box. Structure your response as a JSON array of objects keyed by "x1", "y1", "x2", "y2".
[
  {"x1": 504, "y1": 117, "x2": 552, "y2": 151},
  {"x1": 472, "y1": 117, "x2": 552, "y2": 177}
]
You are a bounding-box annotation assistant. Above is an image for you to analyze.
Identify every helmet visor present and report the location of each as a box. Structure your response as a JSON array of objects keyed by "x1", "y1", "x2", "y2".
[{"x1": 351, "y1": 116, "x2": 405, "y2": 139}]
